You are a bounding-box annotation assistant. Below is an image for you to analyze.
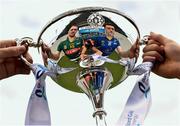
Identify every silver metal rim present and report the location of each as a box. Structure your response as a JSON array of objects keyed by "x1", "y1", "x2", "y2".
[{"x1": 37, "y1": 6, "x2": 140, "y2": 46}]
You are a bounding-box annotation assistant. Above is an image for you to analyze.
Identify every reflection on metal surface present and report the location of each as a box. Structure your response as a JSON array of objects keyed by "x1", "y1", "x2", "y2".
[
  {"x1": 87, "y1": 12, "x2": 105, "y2": 27},
  {"x1": 77, "y1": 67, "x2": 112, "y2": 126}
]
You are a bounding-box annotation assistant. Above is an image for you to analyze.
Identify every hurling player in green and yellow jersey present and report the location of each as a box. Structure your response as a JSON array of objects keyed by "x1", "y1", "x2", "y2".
[{"x1": 42, "y1": 24, "x2": 84, "y2": 64}]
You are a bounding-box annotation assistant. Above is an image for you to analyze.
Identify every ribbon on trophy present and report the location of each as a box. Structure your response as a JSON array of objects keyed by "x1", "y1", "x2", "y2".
[
  {"x1": 25, "y1": 60, "x2": 76, "y2": 125},
  {"x1": 116, "y1": 61, "x2": 153, "y2": 126},
  {"x1": 47, "y1": 60, "x2": 77, "y2": 74},
  {"x1": 25, "y1": 64, "x2": 54, "y2": 125}
]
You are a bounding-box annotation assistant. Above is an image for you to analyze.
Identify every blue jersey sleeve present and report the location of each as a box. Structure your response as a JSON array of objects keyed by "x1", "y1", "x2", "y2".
[{"x1": 114, "y1": 38, "x2": 120, "y2": 47}]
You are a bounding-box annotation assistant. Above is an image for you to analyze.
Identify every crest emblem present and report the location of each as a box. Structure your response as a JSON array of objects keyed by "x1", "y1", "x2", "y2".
[{"x1": 87, "y1": 13, "x2": 105, "y2": 27}]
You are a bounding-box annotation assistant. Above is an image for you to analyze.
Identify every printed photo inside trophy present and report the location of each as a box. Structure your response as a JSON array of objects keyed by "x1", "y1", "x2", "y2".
[{"x1": 37, "y1": 7, "x2": 140, "y2": 126}]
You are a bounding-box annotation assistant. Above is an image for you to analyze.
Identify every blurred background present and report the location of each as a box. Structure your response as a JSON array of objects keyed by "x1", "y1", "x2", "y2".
[{"x1": 0, "y1": 0, "x2": 180, "y2": 126}]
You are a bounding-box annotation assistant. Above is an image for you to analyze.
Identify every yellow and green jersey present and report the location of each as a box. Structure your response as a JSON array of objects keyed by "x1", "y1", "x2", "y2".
[{"x1": 57, "y1": 37, "x2": 83, "y2": 59}]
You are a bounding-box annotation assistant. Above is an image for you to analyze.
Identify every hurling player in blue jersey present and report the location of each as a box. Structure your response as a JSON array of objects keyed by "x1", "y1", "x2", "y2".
[
  {"x1": 79, "y1": 23, "x2": 139, "y2": 92},
  {"x1": 95, "y1": 23, "x2": 139, "y2": 58}
]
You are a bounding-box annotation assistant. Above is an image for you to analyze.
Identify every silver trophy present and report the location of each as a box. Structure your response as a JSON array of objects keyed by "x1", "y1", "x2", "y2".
[{"x1": 36, "y1": 7, "x2": 141, "y2": 126}]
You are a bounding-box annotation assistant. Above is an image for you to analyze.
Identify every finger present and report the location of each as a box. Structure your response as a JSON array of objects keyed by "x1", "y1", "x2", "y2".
[
  {"x1": 149, "y1": 32, "x2": 167, "y2": 45},
  {"x1": 135, "y1": 50, "x2": 139, "y2": 57},
  {"x1": 23, "y1": 52, "x2": 33, "y2": 64},
  {"x1": 133, "y1": 45, "x2": 139, "y2": 58},
  {"x1": 0, "y1": 58, "x2": 31, "y2": 79},
  {"x1": 42, "y1": 44, "x2": 51, "y2": 53},
  {"x1": 143, "y1": 51, "x2": 164, "y2": 62},
  {"x1": 41, "y1": 43, "x2": 48, "y2": 52},
  {"x1": 147, "y1": 39, "x2": 161, "y2": 46},
  {"x1": 41, "y1": 44, "x2": 45, "y2": 52},
  {"x1": 12, "y1": 59, "x2": 31, "y2": 75},
  {"x1": 0, "y1": 40, "x2": 17, "y2": 48},
  {"x1": 130, "y1": 42, "x2": 139, "y2": 53},
  {"x1": 41, "y1": 43, "x2": 49, "y2": 52},
  {"x1": 42, "y1": 51, "x2": 48, "y2": 59},
  {"x1": 0, "y1": 46, "x2": 26, "y2": 58},
  {"x1": 41, "y1": 51, "x2": 48, "y2": 65},
  {"x1": 143, "y1": 44, "x2": 164, "y2": 54},
  {"x1": 143, "y1": 55, "x2": 156, "y2": 62}
]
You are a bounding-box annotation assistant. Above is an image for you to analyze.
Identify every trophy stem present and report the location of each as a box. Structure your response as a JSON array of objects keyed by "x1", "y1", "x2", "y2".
[
  {"x1": 77, "y1": 67, "x2": 113, "y2": 126},
  {"x1": 95, "y1": 114, "x2": 107, "y2": 126},
  {"x1": 91, "y1": 93, "x2": 107, "y2": 126}
]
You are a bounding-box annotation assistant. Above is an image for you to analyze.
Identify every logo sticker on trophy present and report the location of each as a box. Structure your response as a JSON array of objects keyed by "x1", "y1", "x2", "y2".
[{"x1": 16, "y1": 7, "x2": 153, "y2": 126}]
